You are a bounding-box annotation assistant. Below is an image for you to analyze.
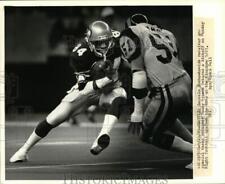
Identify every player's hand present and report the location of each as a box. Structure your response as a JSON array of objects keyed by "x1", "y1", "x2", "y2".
[
  {"x1": 128, "y1": 121, "x2": 144, "y2": 135},
  {"x1": 129, "y1": 111, "x2": 143, "y2": 135}
]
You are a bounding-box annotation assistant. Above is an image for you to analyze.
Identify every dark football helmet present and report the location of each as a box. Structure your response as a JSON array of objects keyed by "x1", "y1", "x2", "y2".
[{"x1": 125, "y1": 13, "x2": 149, "y2": 28}]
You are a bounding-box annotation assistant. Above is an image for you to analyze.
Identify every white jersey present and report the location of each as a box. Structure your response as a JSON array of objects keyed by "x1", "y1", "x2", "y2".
[{"x1": 120, "y1": 23, "x2": 185, "y2": 87}]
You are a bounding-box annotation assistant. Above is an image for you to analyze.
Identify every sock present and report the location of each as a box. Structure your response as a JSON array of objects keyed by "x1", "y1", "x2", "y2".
[
  {"x1": 20, "y1": 131, "x2": 42, "y2": 153},
  {"x1": 99, "y1": 114, "x2": 118, "y2": 135},
  {"x1": 92, "y1": 114, "x2": 117, "y2": 148},
  {"x1": 20, "y1": 119, "x2": 54, "y2": 153}
]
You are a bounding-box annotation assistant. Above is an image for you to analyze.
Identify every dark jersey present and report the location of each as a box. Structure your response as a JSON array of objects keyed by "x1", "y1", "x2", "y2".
[
  {"x1": 70, "y1": 38, "x2": 122, "y2": 76},
  {"x1": 70, "y1": 37, "x2": 131, "y2": 94}
]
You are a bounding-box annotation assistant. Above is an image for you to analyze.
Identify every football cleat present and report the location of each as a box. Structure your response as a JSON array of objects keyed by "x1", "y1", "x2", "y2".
[
  {"x1": 90, "y1": 134, "x2": 110, "y2": 155},
  {"x1": 9, "y1": 148, "x2": 28, "y2": 163},
  {"x1": 185, "y1": 162, "x2": 193, "y2": 170}
]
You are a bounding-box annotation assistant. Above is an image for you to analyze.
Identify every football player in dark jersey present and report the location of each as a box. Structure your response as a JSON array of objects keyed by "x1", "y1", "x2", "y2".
[{"x1": 10, "y1": 21, "x2": 128, "y2": 162}]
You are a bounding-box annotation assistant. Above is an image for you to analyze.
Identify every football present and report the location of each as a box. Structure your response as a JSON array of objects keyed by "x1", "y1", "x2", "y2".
[{"x1": 90, "y1": 60, "x2": 112, "y2": 80}]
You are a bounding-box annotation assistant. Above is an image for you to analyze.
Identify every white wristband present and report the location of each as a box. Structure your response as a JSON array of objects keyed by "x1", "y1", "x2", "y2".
[{"x1": 95, "y1": 77, "x2": 112, "y2": 89}]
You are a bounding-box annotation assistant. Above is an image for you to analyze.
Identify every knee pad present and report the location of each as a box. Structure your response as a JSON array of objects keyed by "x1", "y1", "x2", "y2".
[
  {"x1": 107, "y1": 97, "x2": 126, "y2": 119},
  {"x1": 35, "y1": 120, "x2": 55, "y2": 138},
  {"x1": 152, "y1": 133, "x2": 175, "y2": 150}
]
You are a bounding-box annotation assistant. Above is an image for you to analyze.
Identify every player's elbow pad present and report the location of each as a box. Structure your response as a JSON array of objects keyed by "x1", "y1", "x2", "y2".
[{"x1": 132, "y1": 88, "x2": 148, "y2": 99}]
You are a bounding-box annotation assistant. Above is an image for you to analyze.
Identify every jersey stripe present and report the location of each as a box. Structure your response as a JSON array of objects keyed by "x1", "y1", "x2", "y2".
[{"x1": 153, "y1": 85, "x2": 175, "y2": 134}]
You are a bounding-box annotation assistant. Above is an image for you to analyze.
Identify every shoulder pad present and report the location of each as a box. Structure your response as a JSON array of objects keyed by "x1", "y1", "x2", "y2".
[
  {"x1": 120, "y1": 28, "x2": 141, "y2": 61},
  {"x1": 72, "y1": 39, "x2": 88, "y2": 53},
  {"x1": 72, "y1": 43, "x2": 82, "y2": 53},
  {"x1": 71, "y1": 40, "x2": 90, "y2": 58}
]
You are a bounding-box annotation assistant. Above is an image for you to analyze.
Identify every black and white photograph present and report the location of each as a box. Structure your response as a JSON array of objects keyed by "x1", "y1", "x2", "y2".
[{"x1": 4, "y1": 6, "x2": 193, "y2": 180}]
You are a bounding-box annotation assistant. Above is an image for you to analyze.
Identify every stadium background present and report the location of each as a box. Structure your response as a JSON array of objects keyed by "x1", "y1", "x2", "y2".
[
  {"x1": 5, "y1": 6, "x2": 192, "y2": 114},
  {"x1": 5, "y1": 6, "x2": 193, "y2": 180}
]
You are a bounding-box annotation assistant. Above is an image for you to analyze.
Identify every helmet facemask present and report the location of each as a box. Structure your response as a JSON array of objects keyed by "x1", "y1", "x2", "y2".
[{"x1": 89, "y1": 38, "x2": 114, "y2": 58}]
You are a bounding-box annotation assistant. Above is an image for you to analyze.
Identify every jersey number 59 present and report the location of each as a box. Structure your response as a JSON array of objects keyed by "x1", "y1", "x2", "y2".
[{"x1": 149, "y1": 34, "x2": 177, "y2": 64}]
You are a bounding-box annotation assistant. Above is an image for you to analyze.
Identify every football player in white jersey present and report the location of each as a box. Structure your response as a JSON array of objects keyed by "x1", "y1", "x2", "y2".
[{"x1": 120, "y1": 14, "x2": 193, "y2": 169}]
